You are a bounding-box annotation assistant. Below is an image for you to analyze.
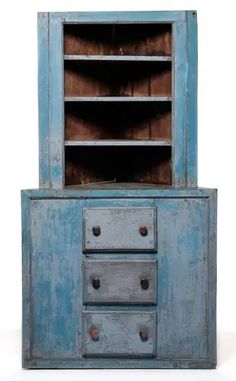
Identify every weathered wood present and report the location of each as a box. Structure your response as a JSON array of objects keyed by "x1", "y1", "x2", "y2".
[
  {"x1": 172, "y1": 21, "x2": 188, "y2": 187},
  {"x1": 82, "y1": 311, "x2": 157, "y2": 357},
  {"x1": 83, "y1": 259, "x2": 157, "y2": 304},
  {"x1": 21, "y1": 189, "x2": 217, "y2": 368},
  {"x1": 64, "y1": 23, "x2": 172, "y2": 56},
  {"x1": 64, "y1": 55, "x2": 172, "y2": 61},
  {"x1": 65, "y1": 146, "x2": 171, "y2": 186},
  {"x1": 64, "y1": 140, "x2": 171, "y2": 146},
  {"x1": 48, "y1": 13, "x2": 64, "y2": 188},
  {"x1": 38, "y1": 12, "x2": 50, "y2": 188},
  {"x1": 186, "y1": 11, "x2": 198, "y2": 187},
  {"x1": 37, "y1": 11, "x2": 197, "y2": 187},
  {"x1": 22, "y1": 11, "x2": 215, "y2": 370},
  {"x1": 83, "y1": 207, "x2": 157, "y2": 252},
  {"x1": 64, "y1": 96, "x2": 172, "y2": 102}
]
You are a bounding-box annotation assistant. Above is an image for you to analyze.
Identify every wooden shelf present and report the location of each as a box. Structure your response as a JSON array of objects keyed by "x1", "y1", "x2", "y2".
[
  {"x1": 64, "y1": 55, "x2": 172, "y2": 62},
  {"x1": 64, "y1": 96, "x2": 172, "y2": 102},
  {"x1": 65, "y1": 140, "x2": 172, "y2": 147}
]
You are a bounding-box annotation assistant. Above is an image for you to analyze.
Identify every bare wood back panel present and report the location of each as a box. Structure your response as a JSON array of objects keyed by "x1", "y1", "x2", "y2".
[
  {"x1": 65, "y1": 102, "x2": 171, "y2": 141},
  {"x1": 64, "y1": 61, "x2": 171, "y2": 97},
  {"x1": 65, "y1": 146, "x2": 172, "y2": 185},
  {"x1": 64, "y1": 24, "x2": 172, "y2": 56}
]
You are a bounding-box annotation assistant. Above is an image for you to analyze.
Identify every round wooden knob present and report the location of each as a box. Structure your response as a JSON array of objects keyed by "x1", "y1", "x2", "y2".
[
  {"x1": 139, "y1": 329, "x2": 148, "y2": 342},
  {"x1": 92, "y1": 278, "x2": 100, "y2": 289},
  {"x1": 90, "y1": 328, "x2": 100, "y2": 341},
  {"x1": 140, "y1": 279, "x2": 149, "y2": 290},
  {"x1": 139, "y1": 226, "x2": 148, "y2": 237},
  {"x1": 92, "y1": 225, "x2": 101, "y2": 236}
]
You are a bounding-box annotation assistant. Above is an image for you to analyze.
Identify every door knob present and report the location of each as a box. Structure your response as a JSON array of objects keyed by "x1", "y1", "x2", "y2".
[
  {"x1": 92, "y1": 225, "x2": 101, "y2": 236},
  {"x1": 139, "y1": 226, "x2": 148, "y2": 236},
  {"x1": 90, "y1": 328, "x2": 100, "y2": 341},
  {"x1": 92, "y1": 278, "x2": 100, "y2": 289},
  {"x1": 140, "y1": 279, "x2": 149, "y2": 290},
  {"x1": 139, "y1": 329, "x2": 148, "y2": 342}
]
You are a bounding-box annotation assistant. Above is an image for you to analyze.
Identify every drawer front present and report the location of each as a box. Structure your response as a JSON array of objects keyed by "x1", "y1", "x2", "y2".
[
  {"x1": 83, "y1": 312, "x2": 156, "y2": 357},
  {"x1": 83, "y1": 260, "x2": 157, "y2": 304},
  {"x1": 83, "y1": 207, "x2": 157, "y2": 252}
]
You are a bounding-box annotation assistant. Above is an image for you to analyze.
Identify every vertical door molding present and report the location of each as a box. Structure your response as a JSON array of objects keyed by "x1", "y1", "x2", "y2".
[{"x1": 48, "y1": 13, "x2": 64, "y2": 188}]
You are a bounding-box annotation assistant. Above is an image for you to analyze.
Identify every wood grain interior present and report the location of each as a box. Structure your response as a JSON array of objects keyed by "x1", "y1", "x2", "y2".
[
  {"x1": 64, "y1": 61, "x2": 171, "y2": 97},
  {"x1": 65, "y1": 146, "x2": 172, "y2": 185},
  {"x1": 65, "y1": 101, "x2": 171, "y2": 141},
  {"x1": 64, "y1": 24, "x2": 172, "y2": 56}
]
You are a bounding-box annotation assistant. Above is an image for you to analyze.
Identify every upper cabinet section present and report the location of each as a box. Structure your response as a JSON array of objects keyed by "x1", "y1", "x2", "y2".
[{"x1": 38, "y1": 11, "x2": 197, "y2": 189}]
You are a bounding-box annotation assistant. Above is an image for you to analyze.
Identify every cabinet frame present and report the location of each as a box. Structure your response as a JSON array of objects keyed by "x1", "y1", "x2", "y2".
[{"x1": 38, "y1": 11, "x2": 197, "y2": 189}]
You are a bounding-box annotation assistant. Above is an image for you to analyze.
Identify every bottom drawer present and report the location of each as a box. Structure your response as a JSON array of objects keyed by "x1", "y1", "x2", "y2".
[{"x1": 82, "y1": 312, "x2": 156, "y2": 357}]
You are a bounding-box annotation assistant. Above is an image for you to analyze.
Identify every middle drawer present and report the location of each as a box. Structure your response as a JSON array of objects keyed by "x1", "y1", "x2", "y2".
[{"x1": 83, "y1": 259, "x2": 157, "y2": 304}]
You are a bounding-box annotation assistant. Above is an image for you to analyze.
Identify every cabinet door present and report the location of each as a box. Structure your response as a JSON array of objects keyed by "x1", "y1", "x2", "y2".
[
  {"x1": 155, "y1": 197, "x2": 213, "y2": 360},
  {"x1": 26, "y1": 199, "x2": 84, "y2": 359}
]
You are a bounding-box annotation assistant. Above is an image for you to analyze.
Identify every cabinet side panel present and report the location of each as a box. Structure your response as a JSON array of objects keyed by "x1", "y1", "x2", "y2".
[
  {"x1": 157, "y1": 198, "x2": 209, "y2": 360},
  {"x1": 38, "y1": 13, "x2": 50, "y2": 187},
  {"x1": 29, "y1": 199, "x2": 83, "y2": 359},
  {"x1": 208, "y1": 191, "x2": 217, "y2": 365},
  {"x1": 21, "y1": 192, "x2": 31, "y2": 365}
]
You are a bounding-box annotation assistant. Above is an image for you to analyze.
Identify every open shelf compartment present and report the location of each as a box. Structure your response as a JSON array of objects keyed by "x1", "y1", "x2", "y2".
[
  {"x1": 63, "y1": 22, "x2": 173, "y2": 186},
  {"x1": 64, "y1": 23, "x2": 172, "y2": 56},
  {"x1": 65, "y1": 146, "x2": 172, "y2": 186},
  {"x1": 65, "y1": 101, "x2": 171, "y2": 141}
]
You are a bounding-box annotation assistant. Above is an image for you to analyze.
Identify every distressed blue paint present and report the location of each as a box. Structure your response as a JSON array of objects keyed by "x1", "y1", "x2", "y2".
[
  {"x1": 22, "y1": 189, "x2": 217, "y2": 368},
  {"x1": 172, "y1": 21, "x2": 187, "y2": 187},
  {"x1": 23, "y1": 11, "x2": 216, "y2": 369},
  {"x1": 156, "y1": 198, "x2": 208, "y2": 359},
  {"x1": 38, "y1": 13, "x2": 50, "y2": 188},
  {"x1": 29, "y1": 199, "x2": 84, "y2": 358},
  {"x1": 23, "y1": 187, "x2": 216, "y2": 199},
  {"x1": 208, "y1": 190, "x2": 217, "y2": 363},
  {"x1": 50, "y1": 11, "x2": 186, "y2": 23},
  {"x1": 186, "y1": 11, "x2": 198, "y2": 187},
  {"x1": 48, "y1": 14, "x2": 64, "y2": 188},
  {"x1": 37, "y1": 11, "x2": 198, "y2": 187},
  {"x1": 21, "y1": 192, "x2": 31, "y2": 365}
]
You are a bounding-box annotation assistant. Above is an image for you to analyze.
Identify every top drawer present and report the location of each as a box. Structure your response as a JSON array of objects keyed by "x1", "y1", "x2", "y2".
[{"x1": 83, "y1": 207, "x2": 157, "y2": 252}]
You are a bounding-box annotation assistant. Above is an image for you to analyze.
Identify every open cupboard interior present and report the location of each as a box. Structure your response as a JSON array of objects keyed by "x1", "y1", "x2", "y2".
[{"x1": 63, "y1": 23, "x2": 173, "y2": 186}]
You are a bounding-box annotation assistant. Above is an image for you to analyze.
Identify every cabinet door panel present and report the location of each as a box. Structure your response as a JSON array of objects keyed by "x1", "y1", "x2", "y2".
[
  {"x1": 29, "y1": 199, "x2": 83, "y2": 359},
  {"x1": 156, "y1": 198, "x2": 209, "y2": 360}
]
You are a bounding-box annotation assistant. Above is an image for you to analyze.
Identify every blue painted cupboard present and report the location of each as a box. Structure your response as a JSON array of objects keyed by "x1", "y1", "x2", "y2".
[{"x1": 21, "y1": 11, "x2": 217, "y2": 369}]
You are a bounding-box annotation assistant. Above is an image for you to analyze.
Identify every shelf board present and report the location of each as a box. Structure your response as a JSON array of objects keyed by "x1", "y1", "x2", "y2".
[
  {"x1": 65, "y1": 140, "x2": 172, "y2": 147},
  {"x1": 64, "y1": 96, "x2": 172, "y2": 102},
  {"x1": 64, "y1": 54, "x2": 172, "y2": 62}
]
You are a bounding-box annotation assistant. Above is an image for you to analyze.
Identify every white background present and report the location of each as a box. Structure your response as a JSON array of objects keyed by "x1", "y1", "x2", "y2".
[{"x1": 0, "y1": 0, "x2": 236, "y2": 380}]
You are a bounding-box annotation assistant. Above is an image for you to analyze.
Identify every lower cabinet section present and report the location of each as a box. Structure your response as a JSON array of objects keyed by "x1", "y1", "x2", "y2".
[
  {"x1": 82, "y1": 312, "x2": 156, "y2": 357},
  {"x1": 21, "y1": 188, "x2": 217, "y2": 369}
]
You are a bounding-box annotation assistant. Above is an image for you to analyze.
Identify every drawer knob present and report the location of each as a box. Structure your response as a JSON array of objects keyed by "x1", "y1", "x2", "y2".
[
  {"x1": 140, "y1": 279, "x2": 149, "y2": 290},
  {"x1": 139, "y1": 226, "x2": 148, "y2": 237},
  {"x1": 92, "y1": 225, "x2": 101, "y2": 236},
  {"x1": 92, "y1": 278, "x2": 100, "y2": 289},
  {"x1": 139, "y1": 329, "x2": 148, "y2": 342},
  {"x1": 90, "y1": 328, "x2": 100, "y2": 341}
]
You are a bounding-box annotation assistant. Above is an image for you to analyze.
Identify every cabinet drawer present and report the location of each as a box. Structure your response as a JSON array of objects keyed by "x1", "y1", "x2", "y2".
[
  {"x1": 82, "y1": 312, "x2": 156, "y2": 357},
  {"x1": 83, "y1": 207, "x2": 157, "y2": 252},
  {"x1": 83, "y1": 259, "x2": 157, "y2": 304}
]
